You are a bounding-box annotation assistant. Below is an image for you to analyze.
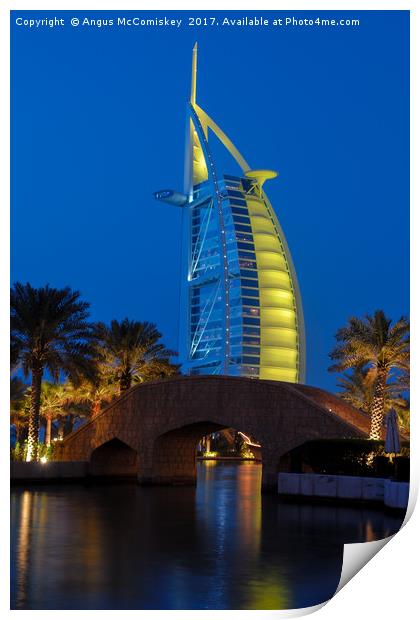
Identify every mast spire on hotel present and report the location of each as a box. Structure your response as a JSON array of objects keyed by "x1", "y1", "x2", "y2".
[{"x1": 155, "y1": 43, "x2": 306, "y2": 382}]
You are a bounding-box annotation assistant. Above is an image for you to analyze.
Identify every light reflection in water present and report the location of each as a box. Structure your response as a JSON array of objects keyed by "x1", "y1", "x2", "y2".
[
  {"x1": 14, "y1": 491, "x2": 32, "y2": 609},
  {"x1": 11, "y1": 462, "x2": 404, "y2": 610}
]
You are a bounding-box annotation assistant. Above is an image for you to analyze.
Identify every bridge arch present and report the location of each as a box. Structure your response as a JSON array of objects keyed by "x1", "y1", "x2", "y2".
[
  {"x1": 89, "y1": 438, "x2": 139, "y2": 479},
  {"x1": 57, "y1": 376, "x2": 373, "y2": 491},
  {"x1": 148, "y1": 421, "x2": 262, "y2": 486}
]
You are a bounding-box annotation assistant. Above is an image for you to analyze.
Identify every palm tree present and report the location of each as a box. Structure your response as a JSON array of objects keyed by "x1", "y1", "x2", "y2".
[
  {"x1": 337, "y1": 367, "x2": 410, "y2": 432},
  {"x1": 41, "y1": 381, "x2": 94, "y2": 442},
  {"x1": 11, "y1": 283, "x2": 96, "y2": 461},
  {"x1": 94, "y1": 318, "x2": 177, "y2": 394},
  {"x1": 71, "y1": 367, "x2": 118, "y2": 418},
  {"x1": 329, "y1": 310, "x2": 409, "y2": 439},
  {"x1": 132, "y1": 358, "x2": 181, "y2": 385},
  {"x1": 40, "y1": 382, "x2": 72, "y2": 446}
]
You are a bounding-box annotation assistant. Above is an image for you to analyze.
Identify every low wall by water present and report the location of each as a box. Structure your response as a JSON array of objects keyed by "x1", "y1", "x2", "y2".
[
  {"x1": 11, "y1": 461, "x2": 88, "y2": 483},
  {"x1": 384, "y1": 479, "x2": 410, "y2": 510},
  {"x1": 11, "y1": 463, "x2": 410, "y2": 511},
  {"x1": 278, "y1": 472, "x2": 409, "y2": 510}
]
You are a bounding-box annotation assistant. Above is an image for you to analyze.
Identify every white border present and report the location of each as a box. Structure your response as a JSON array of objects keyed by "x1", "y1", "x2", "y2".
[{"x1": 2, "y1": 1, "x2": 417, "y2": 619}]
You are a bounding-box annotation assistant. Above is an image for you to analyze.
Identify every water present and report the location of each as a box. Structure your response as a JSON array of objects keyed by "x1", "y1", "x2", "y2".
[{"x1": 11, "y1": 462, "x2": 404, "y2": 610}]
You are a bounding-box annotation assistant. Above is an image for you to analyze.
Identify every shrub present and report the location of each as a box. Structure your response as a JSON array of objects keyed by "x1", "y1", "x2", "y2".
[
  {"x1": 281, "y1": 438, "x2": 410, "y2": 479},
  {"x1": 10, "y1": 440, "x2": 55, "y2": 462}
]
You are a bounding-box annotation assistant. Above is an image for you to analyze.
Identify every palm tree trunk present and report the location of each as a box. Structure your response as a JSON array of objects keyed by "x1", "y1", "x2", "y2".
[
  {"x1": 27, "y1": 367, "x2": 42, "y2": 461},
  {"x1": 91, "y1": 399, "x2": 101, "y2": 418},
  {"x1": 45, "y1": 415, "x2": 52, "y2": 446},
  {"x1": 369, "y1": 368, "x2": 387, "y2": 439}
]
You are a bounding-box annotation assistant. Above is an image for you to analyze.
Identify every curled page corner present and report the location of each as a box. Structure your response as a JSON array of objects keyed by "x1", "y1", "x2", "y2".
[
  {"x1": 334, "y1": 482, "x2": 417, "y2": 597},
  {"x1": 289, "y1": 602, "x2": 328, "y2": 618},
  {"x1": 335, "y1": 535, "x2": 394, "y2": 595}
]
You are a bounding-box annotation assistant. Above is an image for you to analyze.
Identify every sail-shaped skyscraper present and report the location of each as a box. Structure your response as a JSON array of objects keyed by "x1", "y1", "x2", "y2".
[{"x1": 155, "y1": 44, "x2": 305, "y2": 383}]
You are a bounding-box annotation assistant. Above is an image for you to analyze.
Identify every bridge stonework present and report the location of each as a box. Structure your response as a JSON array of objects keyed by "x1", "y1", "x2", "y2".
[{"x1": 55, "y1": 376, "x2": 372, "y2": 491}]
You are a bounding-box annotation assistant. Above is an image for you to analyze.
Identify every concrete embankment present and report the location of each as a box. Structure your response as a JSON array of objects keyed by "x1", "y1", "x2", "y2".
[
  {"x1": 11, "y1": 461, "x2": 88, "y2": 484},
  {"x1": 278, "y1": 472, "x2": 409, "y2": 511}
]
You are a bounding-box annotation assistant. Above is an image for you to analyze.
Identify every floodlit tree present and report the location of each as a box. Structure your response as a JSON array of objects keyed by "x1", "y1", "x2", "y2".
[
  {"x1": 40, "y1": 382, "x2": 74, "y2": 446},
  {"x1": 11, "y1": 283, "x2": 96, "y2": 461},
  {"x1": 337, "y1": 367, "x2": 410, "y2": 433},
  {"x1": 71, "y1": 366, "x2": 119, "y2": 419},
  {"x1": 329, "y1": 310, "x2": 409, "y2": 439},
  {"x1": 94, "y1": 318, "x2": 178, "y2": 394}
]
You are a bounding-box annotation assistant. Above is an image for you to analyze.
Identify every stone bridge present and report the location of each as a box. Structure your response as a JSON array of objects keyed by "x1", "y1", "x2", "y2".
[{"x1": 56, "y1": 376, "x2": 373, "y2": 490}]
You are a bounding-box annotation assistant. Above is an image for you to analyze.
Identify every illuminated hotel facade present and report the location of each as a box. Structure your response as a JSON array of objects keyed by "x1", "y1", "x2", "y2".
[{"x1": 155, "y1": 44, "x2": 305, "y2": 383}]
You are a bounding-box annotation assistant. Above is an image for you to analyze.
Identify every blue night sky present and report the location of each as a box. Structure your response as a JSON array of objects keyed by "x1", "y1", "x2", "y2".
[{"x1": 11, "y1": 10, "x2": 409, "y2": 392}]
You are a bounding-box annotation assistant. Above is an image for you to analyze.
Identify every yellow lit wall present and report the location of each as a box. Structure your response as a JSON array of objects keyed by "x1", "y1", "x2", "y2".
[{"x1": 245, "y1": 194, "x2": 300, "y2": 382}]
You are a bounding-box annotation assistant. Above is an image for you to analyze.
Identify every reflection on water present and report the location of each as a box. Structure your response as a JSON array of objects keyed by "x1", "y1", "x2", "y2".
[{"x1": 10, "y1": 462, "x2": 404, "y2": 610}]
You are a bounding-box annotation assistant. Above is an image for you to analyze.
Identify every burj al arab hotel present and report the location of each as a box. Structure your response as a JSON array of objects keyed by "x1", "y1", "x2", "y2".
[{"x1": 155, "y1": 44, "x2": 305, "y2": 383}]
